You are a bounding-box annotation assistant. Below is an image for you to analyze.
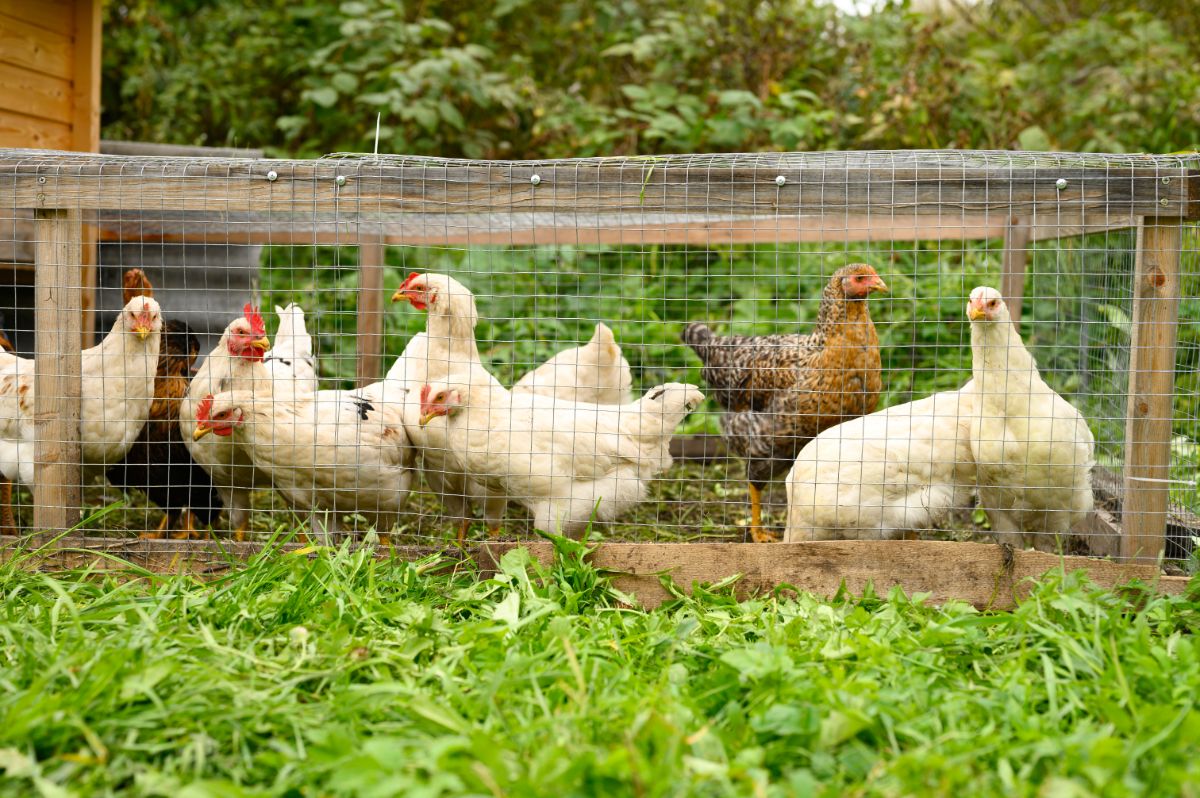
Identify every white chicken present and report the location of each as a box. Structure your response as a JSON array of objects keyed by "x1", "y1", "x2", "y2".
[
  {"x1": 383, "y1": 272, "x2": 508, "y2": 538},
  {"x1": 0, "y1": 295, "x2": 163, "y2": 491},
  {"x1": 417, "y1": 380, "x2": 703, "y2": 537},
  {"x1": 784, "y1": 387, "x2": 979, "y2": 541},
  {"x1": 180, "y1": 305, "x2": 273, "y2": 537},
  {"x1": 513, "y1": 322, "x2": 634, "y2": 405},
  {"x1": 964, "y1": 286, "x2": 1095, "y2": 551},
  {"x1": 264, "y1": 303, "x2": 319, "y2": 400},
  {"x1": 192, "y1": 389, "x2": 413, "y2": 541}
]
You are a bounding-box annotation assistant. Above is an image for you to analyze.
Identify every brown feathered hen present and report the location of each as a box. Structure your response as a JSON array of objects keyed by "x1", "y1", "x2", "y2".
[
  {"x1": 683, "y1": 264, "x2": 888, "y2": 541},
  {"x1": 106, "y1": 268, "x2": 222, "y2": 537}
]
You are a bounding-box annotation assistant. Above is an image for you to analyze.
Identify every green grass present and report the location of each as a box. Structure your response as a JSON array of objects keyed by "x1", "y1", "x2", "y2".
[{"x1": 1, "y1": 541, "x2": 1198, "y2": 796}]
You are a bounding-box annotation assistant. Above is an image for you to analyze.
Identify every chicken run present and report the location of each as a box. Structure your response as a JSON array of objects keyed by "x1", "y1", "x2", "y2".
[{"x1": 1, "y1": 149, "x2": 1198, "y2": 575}]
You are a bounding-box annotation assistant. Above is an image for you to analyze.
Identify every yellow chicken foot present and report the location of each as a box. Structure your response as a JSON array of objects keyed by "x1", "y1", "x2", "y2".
[
  {"x1": 141, "y1": 513, "x2": 171, "y2": 540},
  {"x1": 178, "y1": 510, "x2": 204, "y2": 540},
  {"x1": 233, "y1": 520, "x2": 249, "y2": 543},
  {"x1": 487, "y1": 524, "x2": 502, "y2": 539},
  {"x1": 456, "y1": 518, "x2": 471, "y2": 546},
  {"x1": 748, "y1": 484, "x2": 780, "y2": 543}
]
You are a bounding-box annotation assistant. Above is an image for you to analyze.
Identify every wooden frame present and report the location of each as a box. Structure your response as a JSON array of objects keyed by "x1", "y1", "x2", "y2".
[{"x1": 2, "y1": 149, "x2": 1196, "y2": 586}]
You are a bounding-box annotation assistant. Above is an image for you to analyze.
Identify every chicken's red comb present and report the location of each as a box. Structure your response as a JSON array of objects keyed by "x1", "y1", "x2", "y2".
[
  {"x1": 398, "y1": 272, "x2": 421, "y2": 291},
  {"x1": 242, "y1": 303, "x2": 266, "y2": 336},
  {"x1": 196, "y1": 394, "x2": 215, "y2": 424},
  {"x1": 419, "y1": 384, "x2": 432, "y2": 404}
]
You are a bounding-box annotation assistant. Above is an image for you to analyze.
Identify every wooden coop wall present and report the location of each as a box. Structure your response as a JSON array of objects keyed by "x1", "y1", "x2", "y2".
[
  {"x1": 1, "y1": 150, "x2": 1197, "y2": 608},
  {"x1": 0, "y1": 0, "x2": 100, "y2": 152}
]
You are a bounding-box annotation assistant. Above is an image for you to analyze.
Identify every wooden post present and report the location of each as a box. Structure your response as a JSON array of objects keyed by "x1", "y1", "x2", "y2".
[
  {"x1": 1121, "y1": 218, "x2": 1183, "y2": 562},
  {"x1": 33, "y1": 209, "x2": 84, "y2": 538},
  {"x1": 356, "y1": 237, "x2": 387, "y2": 387},
  {"x1": 1001, "y1": 217, "x2": 1030, "y2": 322}
]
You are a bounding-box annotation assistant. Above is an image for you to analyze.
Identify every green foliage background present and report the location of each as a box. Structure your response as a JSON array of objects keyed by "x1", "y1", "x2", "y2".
[{"x1": 101, "y1": 0, "x2": 1200, "y2": 157}]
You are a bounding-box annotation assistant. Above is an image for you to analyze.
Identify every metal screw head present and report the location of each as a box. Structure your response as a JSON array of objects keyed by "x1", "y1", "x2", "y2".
[
  {"x1": 266, "y1": 170, "x2": 279, "y2": 182},
  {"x1": 335, "y1": 175, "x2": 347, "y2": 187},
  {"x1": 1160, "y1": 197, "x2": 1170, "y2": 206},
  {"x1": 1055, "y1": 178, "x2": 1068, "y2": 190},
  {"x1": 775, "y1": 175, "x2": 787, "y2": 187},
  {"x1": 1161, "y1": 176, "x2": 1171, "y2": 185},
  {"x1": 37, "y1": 175, "x2": 46, "y2": 184},
  {"x1": 530, "y1": 174, "x2": 541, "y2": 186}
]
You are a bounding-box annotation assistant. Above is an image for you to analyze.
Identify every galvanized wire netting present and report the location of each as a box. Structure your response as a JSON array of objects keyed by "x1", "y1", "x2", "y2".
[{"x1": 0, "y1": 148, "x2": 1196, "y2": 560}]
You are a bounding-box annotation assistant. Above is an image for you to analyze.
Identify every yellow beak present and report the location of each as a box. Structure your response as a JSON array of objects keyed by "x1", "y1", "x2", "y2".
[
  {"x1": 391, "y1": 289, "x2": 407, "y2": 303},
  {"x1": 967, "y1": 304, "x2": 986, "y2": 321},
  {"x1": 251, "y1": 337, "x2": 271, "y2": 350},
  {"x1": 419, "y1": 410, "x2": 438, "y2": 427},
  {"x1": 871, "y1": 279, "x2": 890, "y2": 294},
  {"x1": 193, "y1": 426, "x2": 212, "y2": 441},
  {"x1": 133, "y1": 325, "x2": 151, "y2": 341}
]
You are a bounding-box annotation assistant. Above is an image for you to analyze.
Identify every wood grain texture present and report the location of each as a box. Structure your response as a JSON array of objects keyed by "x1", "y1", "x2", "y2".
[
  {"x1": 1001, "y1": 217, "x2": 1030, "y2": 321},
  {"x1": 0, "y1": 62, "x2": 71, "y2": 123},
  {"x1": 2, "y1": 537, "x2": 1187, "y2": 611},
  {"x1": 0, "y1": 12, "x2": 72, "y2": 78},
  {"x1": 70, "y1": 0, "x2": 100, "y2": 153},
  {"x1": 32, "y1": 208, "x2": 82, "y2": 537},
  {"x1": 0, "y1": 109, "x2": 71, "y2": 150},
  {"x1": 1122, "y1": 220, "x2": 1184, "y2": 562},
  {"x1": 0, "y1": 0, "x2": 75, "y2": 34},
  {"x1": 356, "y1": 237, "x2": 386, "y2": 387},
  {"x1": 3, "y1": 158, "x2": 1193, "y2": 218}
]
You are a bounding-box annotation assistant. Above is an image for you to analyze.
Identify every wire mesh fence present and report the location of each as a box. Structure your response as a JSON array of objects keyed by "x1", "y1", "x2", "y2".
[{"x1": 0, "y1": 148, "x2": 1196, "y2": 564}]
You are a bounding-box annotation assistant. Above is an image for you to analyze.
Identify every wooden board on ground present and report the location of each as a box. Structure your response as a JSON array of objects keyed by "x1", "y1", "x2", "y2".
[{"x1": 2, "y1": 536, "x2": 1188, "y2": 611}]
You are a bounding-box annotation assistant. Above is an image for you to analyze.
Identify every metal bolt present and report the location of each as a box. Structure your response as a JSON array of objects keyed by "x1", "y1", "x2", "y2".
[
  {"x1": 1055, "y1": 178, "x2": 1067, "y2": 190},
  {"x1": 266, "y1": 170, "x2": 278, "y2": 182},
  {"x1": 335, "y1": 175, "x2": 347, "y2": 187},
  {"x1": 775, "y1": 175, "x2": 787, "y2": 187},
  {"x1": 1161, "y1": 176, "x2": 1171, "y2": 185},
  {"x1": 37, "y1": 175, "x2": 46, "y2": 184},
  {"x1": 530, "y1": 174, "x2": 541, "y2": 186},
  {"x1": 1160, "y1": 197, "x2": 1170, "y2": 207}
]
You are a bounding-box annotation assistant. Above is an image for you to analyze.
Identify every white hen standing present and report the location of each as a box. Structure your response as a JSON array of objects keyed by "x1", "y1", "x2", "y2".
[
  {"x1": 264, "y1": 303, "x2": 319, "y2": 401},
  {"x1": 965, "y1": 286, "x2": 1095, "y2": 551},
  {"x1": 418, "y1": 381, "x2": 703, "y2": 537},
  {"x1": 0, "y1": 296, "x2": 162, "y2": 491},
  {"x1": 513, "y1": 322, "x2": 634, "y2": 405},
  {"x1": 180, "y1": 305, "x2": 273, "y2": 537},
  {"x1": 784, "y1": 387, "x2": 978, "y2": 541},
  {"x1": 193, "y1": 389, "x2": 412, "y2": 541}
]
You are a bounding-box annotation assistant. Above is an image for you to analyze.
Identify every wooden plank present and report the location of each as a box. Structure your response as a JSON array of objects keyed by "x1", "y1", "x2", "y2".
[
  {"x1": 356, "y1": 236, "x2": 386, "y2": 387},
  {"x1": 0, "y1": 0, "x2": 75, "y2": 34},
  {"x1": 1, "y1": 537, "x2": 1187, "y2": 610},
  {"x1": 0, "y1": 109, "x2": 71, "y2": 150},
  {"x1": 92, "y1": 214, "x2": 1012, "y2": 247},
  {"x1": 0, "y1": 62, "x2": 71, "y2": 123},
  {"x1": 32, "y1": 207, "x2": 82, "y2": 537},
  {"x1": 70, "y1": 0, "x2": 100, "y2": 153},
  {"x1": 0, "y1": 12, "x2": 72, "y2": 79},
  {"x1": 1027, "y1": 216, "x2": 1136, "y2": 242},
  {"x1": 4, "y1": 158, "x2": 1193, "y2": 218},
  {"x1": 1121, "y1": 219, "x2": 1183, "y2": 563},
  {"x1": 1000, "y1": 217, "x2": 1030, "y2": 321}
]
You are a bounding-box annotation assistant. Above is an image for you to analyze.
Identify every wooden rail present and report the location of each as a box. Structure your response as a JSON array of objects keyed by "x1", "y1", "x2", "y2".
[
  {"x1": 3, "y1": 538, "x2": 1189, "y2": 610},
  {"x1": 6, "y1": 159, "x2": 1197, "y2": 218}
]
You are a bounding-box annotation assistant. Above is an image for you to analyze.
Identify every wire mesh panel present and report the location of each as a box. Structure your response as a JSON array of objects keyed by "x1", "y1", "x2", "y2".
[{"x1": 0, "y1": 148, "x2": 1196, "y2": 565}]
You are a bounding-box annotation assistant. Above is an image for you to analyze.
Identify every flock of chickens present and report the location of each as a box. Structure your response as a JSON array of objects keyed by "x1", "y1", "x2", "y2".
[{"x1": 0, "y1": 263, "x2": 1096, "y2": 551}]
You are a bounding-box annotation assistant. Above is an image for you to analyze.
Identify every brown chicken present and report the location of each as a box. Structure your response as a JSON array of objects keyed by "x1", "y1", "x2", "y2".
[
  {"x1": 683, "y1": 263, "x2": 888, "y2": 541},
  {"x1": 107, "y1": 268, "x2": 222, "y2": 537}
]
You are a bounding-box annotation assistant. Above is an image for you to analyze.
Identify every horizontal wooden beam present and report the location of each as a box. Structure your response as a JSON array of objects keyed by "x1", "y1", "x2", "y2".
[
  {"x1": 4, "y1": 153, "x2": 1196, "y2": 219},
  {"x1": 3, "y1": 536, "x2": 1186, "y2": 610}
]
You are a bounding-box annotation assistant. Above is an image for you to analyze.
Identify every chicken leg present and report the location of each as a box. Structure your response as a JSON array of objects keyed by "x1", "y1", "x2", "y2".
[
  {"x1": 456, "y1": 518, "x2": 470, "y2": 546},
  {"x1": 139, "y1": 513, "x2": 171, "y2": 540},
  {"x1": 748, "y1": 483, "x2": 780, "y2": 543}
]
